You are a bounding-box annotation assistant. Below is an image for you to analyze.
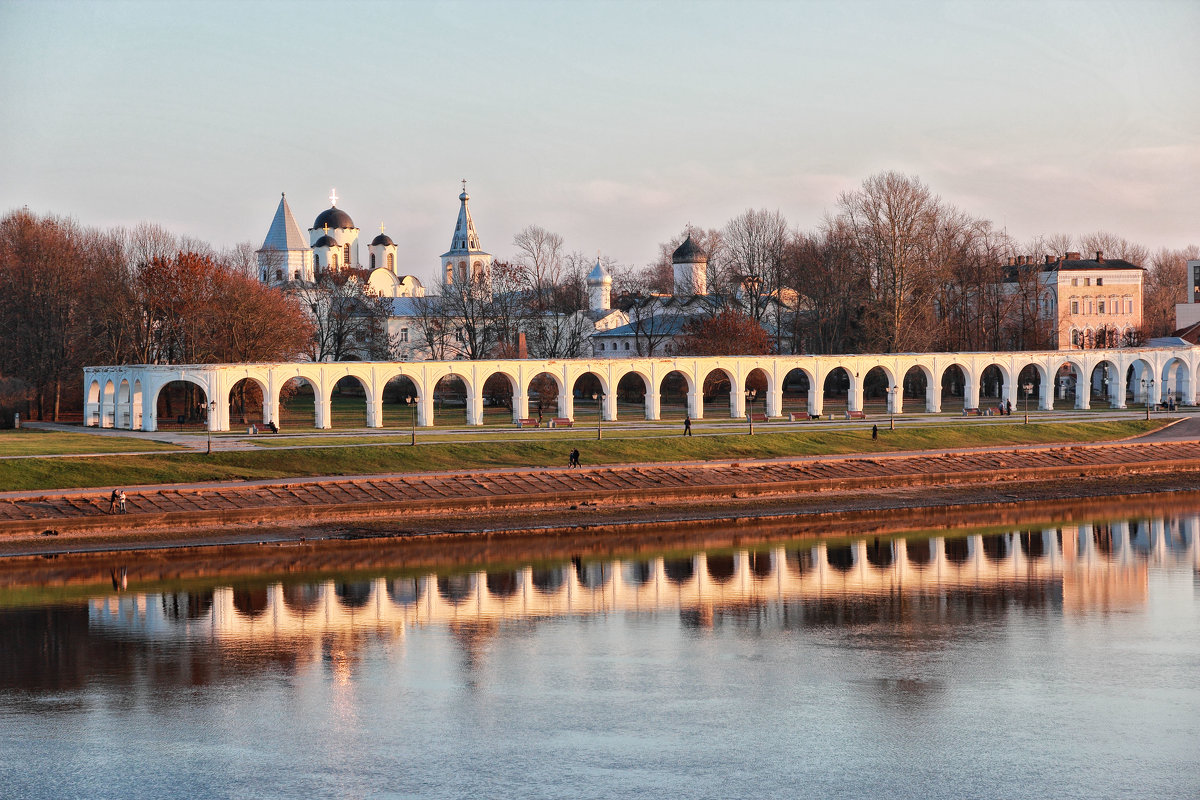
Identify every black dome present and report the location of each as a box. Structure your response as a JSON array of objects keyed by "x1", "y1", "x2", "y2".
[
  {"x1": 312, "y1": 207, "x2": 355, "y2": 230},
  {"x1": 672, "y1": 234, "x2": 707, "y2": 263},
  {"x1": 371, "y1": 233, "x2": 395, "y2": 247},
  {"x1": 313, "y1": 234, "x2": 338, "y2": 248}
]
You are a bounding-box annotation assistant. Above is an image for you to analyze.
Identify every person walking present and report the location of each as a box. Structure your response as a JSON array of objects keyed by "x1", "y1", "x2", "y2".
[
  {"x1": 569, "y1": 448, "x2": 580, "y2": 468},
  {"x1": 871, "y1": 424, "x2": 878, "y2": 441},
  {"x1": 117, "y1": 490, "x2": 127, "y2": 514},
  {"x1": 108, "y1": 489, "x2": 119, "y2": 514},
  {"x1": 683, "y1": 415, "x2": 692, "y2": 436}
]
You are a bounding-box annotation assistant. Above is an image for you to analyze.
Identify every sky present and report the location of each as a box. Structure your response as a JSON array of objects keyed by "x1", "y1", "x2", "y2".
[{"x1": 1, "y1": 0, "x2": 1197, "y2": 284}]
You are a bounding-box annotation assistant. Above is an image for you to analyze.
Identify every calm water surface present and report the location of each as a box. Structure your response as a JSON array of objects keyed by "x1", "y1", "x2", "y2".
[{"x1": 2, "y1": 513, "x2": 1198, "y2": 799}]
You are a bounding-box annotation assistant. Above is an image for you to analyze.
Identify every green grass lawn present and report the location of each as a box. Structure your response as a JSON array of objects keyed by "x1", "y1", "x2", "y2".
[
  {"x1": 0, "y1": 429, "x2": 183, "y2": 457},
  {"x1": 0, "y1": 419, "x2": 1166, "y2": 492}
]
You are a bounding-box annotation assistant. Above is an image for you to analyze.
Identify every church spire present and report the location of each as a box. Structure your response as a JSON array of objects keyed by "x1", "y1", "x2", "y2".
[
  {"x1": 440, "y1": 182, "x2": 492, "y2": 286},
  {"x1": 444, "y1": 180, "x2": 484, "y2": 255}
]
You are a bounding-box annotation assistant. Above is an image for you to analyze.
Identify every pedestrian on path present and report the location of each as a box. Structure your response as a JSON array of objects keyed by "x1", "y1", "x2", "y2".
[
  {"x1": 684, "y1": 415, "x2": 692, "y2": 436},
  {"x1": 569, "y1": 448, "x2": 580, "y2": 468},
  {"x1": 108, "y1": 489, "x2": 118, "y2": 514},
  {"x1": 871, "y1": 424, "x2": 878, "y2": 440},
  {"x1": 117, "y1": 490, "x2": 127, "y2": 514}
]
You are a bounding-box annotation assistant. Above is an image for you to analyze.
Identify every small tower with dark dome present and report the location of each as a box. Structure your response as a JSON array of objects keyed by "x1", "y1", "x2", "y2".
[
  {"x1": 368, "y1": 224, "x2": 397, "y2": 272},
  {"x1": 672, "y1": 234, "x2": 707, "y2": 296},
  {"x1": 308, "y1": 189, "x2": 359, "y2": 273}
]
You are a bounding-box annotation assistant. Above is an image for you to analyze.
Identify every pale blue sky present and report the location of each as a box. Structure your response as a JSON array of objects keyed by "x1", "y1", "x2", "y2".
[{"x1": 1, "y1": 0, "x2": 1196, "y2": 283}]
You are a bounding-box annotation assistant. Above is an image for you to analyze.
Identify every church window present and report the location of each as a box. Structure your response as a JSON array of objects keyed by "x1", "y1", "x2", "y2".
[
  {"x1": 332, "y1": 253, "x2": 339, "y2": 269},
  {"x1": 598, "y1": 343, "x2": 605, "y2": 351},
  {"x1": 294, "y1": 271, "x2": 300, "y2": 280},
  {"x1": 387, "y1": 253, "x2": 394, "y2": 270},
  {"x1": 400, "y1": 328, "x2": 409, "y2": 343},
  {"x1": 370, "y1": 253, "x2": 376, "y2": 269},
  {"x1": 314, "y1": 253, "x2": 321, "y2": 269},
  {"x1": 344, "y1": 244, "x2": 350, "y2": 265},
  {"x1": 624, "y1": 342, "x2": 630, "y2": 351}
]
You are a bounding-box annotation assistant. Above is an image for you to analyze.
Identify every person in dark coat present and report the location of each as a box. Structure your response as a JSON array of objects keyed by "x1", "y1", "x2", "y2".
[
  {"x1": 569, "y1": 448, "x2": 580, "y2": 468},
  {"x1": 871, "y1": 424, "x2": 878, "y2": 440},
  {"x1": 683, "y1": 415, "x2": 692, "y2": 436}
]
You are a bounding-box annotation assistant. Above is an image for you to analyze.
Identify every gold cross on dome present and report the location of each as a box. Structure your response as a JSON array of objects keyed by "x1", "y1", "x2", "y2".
[
  {"x1": 329, "y1": 188, "x2": 338, "y2": 206},
  {"x1": 323, "y1": 224, "x2": 329, "y2": 234},
  {"x1": 379, "y1": 222, "x2": 386, "y2": 234},
  {"x1": 461, "y1": 179, "x2": 467, "y2": 192}
]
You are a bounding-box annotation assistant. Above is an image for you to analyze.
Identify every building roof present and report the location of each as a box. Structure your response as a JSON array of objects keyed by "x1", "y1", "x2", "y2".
[
  {"x1": 371, "y1": 233, "x2": 395, "y2": 247},
  {"x1": 440, "y1": 184, "x2": 490, "y2": 258},
  {"x1": 587, "y1": 259, "x2": 611, "y2": 284},
  {"x1": 312, "y1": 206, "x2": 355, "y2": 231},
  {"x1": 591, "y1": 315, "x2": 692, "y2": 338},
  {"x1": 386, "y1": 296, "x2": 436, "y2": 318},
  {"x1": 258, "y1": 193, "x2": 310, "y2": 253},
  {"x1": 672, "y1": 234, "x2": 707, "y2": 264},
  {"x1": 312, "y1": 234, "x2": 338, "y2": 248}
]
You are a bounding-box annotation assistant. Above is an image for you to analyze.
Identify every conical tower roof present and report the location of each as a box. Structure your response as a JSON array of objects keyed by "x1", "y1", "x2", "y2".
[
  {"x1": 259, "y1": 193, "x2": 309, "y2": 252},
  {"x1": 440, "y1": 183, "x2": 489, "y2": 258}
]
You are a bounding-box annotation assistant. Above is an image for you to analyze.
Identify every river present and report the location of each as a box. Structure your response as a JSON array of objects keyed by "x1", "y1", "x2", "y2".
[{"x1": 1, "y1": 505, "x2": 1198, "y2": 799}]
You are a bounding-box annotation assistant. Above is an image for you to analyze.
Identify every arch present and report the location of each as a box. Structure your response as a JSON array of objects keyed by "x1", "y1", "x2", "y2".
[
  {"x1": 527, "y1": 371, "x2": 563, "y2": 420},
  {"x1": 1049, "y1": 358, "x2": 1086, "y2": 410},
  {"x1": 622, "y1": 560, "x2": 654, "y2": 586},
  {"x1": 278, "y1": 376, "x2": 319, "y2": 430},
  {"x1": 1013, "y1": 363, "x2": 1047, "y2": 413},
  {"x1": 747, "y1": 550, "x2": 773, "y2": 578},
  {"x1": 334, "y1": 581, "x2": 373, "y2": 609},
  {"x1": 228, "y1": 376, "x2": 268, "y2": 429},
  {"x1": 781, "y1": 367, "x2": 813, "y2": 418},
  {"x1": 982, "y1": 534, "x2": 1009, "y2": 563},
  {"x1": 531, "y1": 567, "x2": 566, "y2": 595},
  {"x1": 87, "y1": 379, "x2": 102, "y2": 426},
  {"x1": 663, "y1": 558, "x2": 695, "y2": 585},
  {"x1": 705, "y1": 554, "x2": 736, "y2": 584},
  {"x1": 939, "y1": 363, "x2": 970, "y2": 411},
  {"x1": 382, "y1": 373, "x2": 422, "y2": 429},
  {"x1": 865, "y1": 539, "x2": 893, "y2": 570},
  {"x1": 1126, "y1": 359, "x2": 1155, "y2": 407},
  {"x1": 479, "y1": 371, "x2": 518, "y2": 424},
  {"x1": 571, "y1": 371, "x2": 611, "y2": 423},
  {"x1": 1161, "y1": 357, "x2": 1191, "y2": 406},
  {"x1": 329, "y1": 374, "x2": 369, "y2": 429},
  {"x1": 1019, "y1": 531, "x2": 1046, "y2": 560},
  {"x1": 977, "y1": 363, "x2": 1009, "y2": 412},
  {"x1": 699, "y1": 367, "x2": 737, "y2": 420},
  {"x1": 906, "y1": 539, "x2": 932, "y2": 567},
  {"x1": 282, "y1": 583, "x2": 322, "y2": 614},
  {"x1": 785, "y1": 548, "x2": 815, "y2": 576},
  {"x1": 658, "y1": 369, "x2": 694, "y2": 420},
  {"x1": 900, "y1": 364, "x2": 933, "y2": 414},
  {"x1": 861, "y1": 366, "x2": 897, "y2": 416},
  {"x1": 160, "y1": 591, "x2": 213, "y2": 621},
  {"x1": 615, "y1": 370, "x2": 650, "y2": 421},
  {"x1": 943, "y1": 537, "x2": 970, "y2": 565},
  {"x1": 101, "y1": 379, "x2": 116, "y2": 427},
  {"x1": 821, "y1": 366, "x2": 853, "y2": 417},
  {"x1": 387, "y1": 577, "x2": 424, "y2": 606},
  {"x1": 432, "y1": 373, "x2": 471, "y2": 426},
  {"x1": 153, "y1": 378, "x2": 210, "y2": 431},
  {"x1": 486, "y1": 571, "x2": 521, "y2": 597},
  {"x1": 826, "y1": 545, "x2": 854, "y2": 573},
  {"x1": 131, "y1": 380, "x2": 144, "y2": 429},
  {"x1": 437, "y1": 574, "x2": 474, "y2": 605},
  {"x1": 574, "y1": 561, "x2": 612, "y2": 590},
  {"x1": 231, "y1": 586, "x2": 269, "y2": 619},
  {"x1": 1088, "y1": 358, "x2": 1120, "y2": 408},
  {"x1": 116, "y1": 379, "x2": 132, "y2": 429}
]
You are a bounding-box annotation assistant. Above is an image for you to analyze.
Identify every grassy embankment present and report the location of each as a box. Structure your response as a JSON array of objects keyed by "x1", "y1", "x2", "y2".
[
  {"x1": 0, "y1": 419, "x2": 1165, "y2": 492},
  {"x1": 0, "y1": 429, "x2": 182, "y2": 457}
]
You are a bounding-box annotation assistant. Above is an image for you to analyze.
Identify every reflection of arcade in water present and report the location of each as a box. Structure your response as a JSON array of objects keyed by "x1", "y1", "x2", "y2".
[{"x1": 89, "y1": 517, "x2": 1200, "y2": 642}]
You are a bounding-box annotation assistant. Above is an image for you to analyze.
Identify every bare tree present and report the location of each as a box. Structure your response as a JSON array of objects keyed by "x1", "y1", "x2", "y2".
[
  {"x1": 292, "y1": 271, "x2": 389, "y2": 361},
  {"x1": 722, "y1": 209, "x2": 789, "y2": 324},
  {"x1": 512, "y1": 225, "x2": 563, "y2": 310},
  {"x1": 1080, "y1": 231, "x2": 1150, "y2": 266},
  {"x1": 1144, "y1": 245, "x2": 1200, "y2": 336}
]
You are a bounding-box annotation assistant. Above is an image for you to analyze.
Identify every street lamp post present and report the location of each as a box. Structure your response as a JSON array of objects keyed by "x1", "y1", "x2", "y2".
[
  {"x1": 887, "y1": 385, "x2": 898, "y2": 431},
  {"x1": 1142, "y1": 377, "x2": 1155, "y2": 420},
  {"x1": 1023, "y1": 382, "x2": 1033, "y2": 424},
  {"x1": 406, "y1": 395, "x2": 418, "y2": 446},
  {"x1": 745, "y1": 389, "x2": 757, "y2": 435},
  {"x1": 206, "y1": 400, "x2": 216, "y2": 455},
  {"x1": 592, "y1": 392, "x2": 604, "y2": 440}
]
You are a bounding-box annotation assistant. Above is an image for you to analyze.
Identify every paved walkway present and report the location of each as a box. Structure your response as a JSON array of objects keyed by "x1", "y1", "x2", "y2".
[{"x1": 3, "y1": 435, "x2": 1200, "y2": 532}]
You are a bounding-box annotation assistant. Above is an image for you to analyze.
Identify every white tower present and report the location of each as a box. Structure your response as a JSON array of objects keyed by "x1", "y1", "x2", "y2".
[
  {"x1": 308, "y1": 189, "x2": 359, "y2": 273},
  {"x1": 440, "y1": 181, "x2": 491, "y2": 286},
  {"x1": 257, "y1": 193, "x2": 312, "y2": 284},
  {"x1": 587, "y1": 257, "x2": 612, "y2": 311},
  {"x1": 672, "y1": 234, "x2": 707, "y2": 296},
  {"x1": 368, "y1": 224, "x2": 398, "y2": 272}
]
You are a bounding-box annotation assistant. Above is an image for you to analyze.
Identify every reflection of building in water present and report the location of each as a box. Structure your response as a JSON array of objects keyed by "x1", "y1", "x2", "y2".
[{"x1": 89, "y1": 518, "x2": 1199, "y2": 643}]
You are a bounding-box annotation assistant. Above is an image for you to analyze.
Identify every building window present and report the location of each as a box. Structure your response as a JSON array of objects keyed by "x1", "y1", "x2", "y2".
[
  {"x1": 400, "y1": 328, "x2": 409, "y2": 343},
  {"x1": 275, "y1": 269, "x2": 282, "y2": 281},
  {"x1": 314, "y1": 253, "x2": 320, "y2": 269},
  {"x1": 1070, "y1": 300, "x2": 1079, "y2": 314},
  {"x1": 370, "y1": 253, "x2": 376, "y2": 269},
  {"x1": 1085, "y1": 277, "x2": 1091, "y2": 286},
  {"x1": 624, "y1": 342, "x2": 630, "y2": 350},
  {"x1": 387, "y1": 252, "x2": 394, "y2": 270},
  {"x1": 344, "y1": 244, "x2": 350, "y2": 265},
  {"x1": 598, "y1": 343, "x2": 605, "y2": 351},
  {"x1": 331, "y1": 253, "x2": 339, "y2": 269},
  {"x1": 1098, "y1": 301, "x2": 1106, "y2": 314},
  {"x1": 294, "y1": 271, "x2": 299, "y2": 280},
  {"x1": 1096, "y1": 277, "x2": 1103, "y2": 286},
  {"x1": 1071, "y1": 278, "x2": 1078, "y2": 286},
  {"x1": 1127, "y1": 299, "x2": 1133, "y2": 314},
  {"x1": 1071, "y1": 329, "x2": 1081, "y2": 347}
]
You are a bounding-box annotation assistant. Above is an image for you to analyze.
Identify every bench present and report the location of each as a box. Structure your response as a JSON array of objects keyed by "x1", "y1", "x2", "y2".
[
  {"x1": 788, "y1": 412, "x2": 818, "y2": 422},
  {"x1": 749, "y1": 413, "x2": 768, "y2": 422},
  {"x1": 516, "y1": 418, "x2": 539, "y2": 428},
  {"x1": 549, "y1": 417, "x2": 573, "y2": 428},
  {"x1": 963, "y1": 408, "x2": 980, "y2": 416},
  {"x1": 846, "y1": 411, "x2": 865, "y2": 420}
]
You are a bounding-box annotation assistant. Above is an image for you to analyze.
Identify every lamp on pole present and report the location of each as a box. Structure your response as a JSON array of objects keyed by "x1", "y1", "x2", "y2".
[
  {"x1": 206, "y1": 400, "x2": 216, "y2": 455},
  {"x1": 406, "y1": 395, "x2": 418, "y2": 446},
  {"x1": 887, "y1": 385, "x2": 898, "y2": 430},
  {"x1": 592, "y1": 392, "x2": 604, "y2": 440},
  {"x1": 745, "y1": 388, "x2": 757, "y2": 435},
  {"x1": 1142, "y1": 377, "x2": 1155, "y2": 420},
  {"x1": 1023, "y1": 382, "x2": 1033, "y2": 424}
]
